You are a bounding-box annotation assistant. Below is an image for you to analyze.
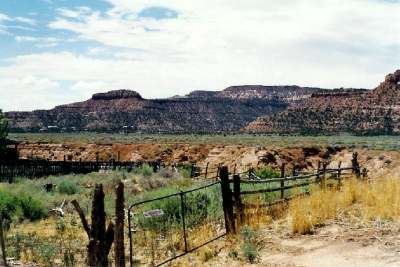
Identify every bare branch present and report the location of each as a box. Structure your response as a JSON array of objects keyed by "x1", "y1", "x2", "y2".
[{"x1": 71, "y1": 199, "x2": 91, "y2": 238}]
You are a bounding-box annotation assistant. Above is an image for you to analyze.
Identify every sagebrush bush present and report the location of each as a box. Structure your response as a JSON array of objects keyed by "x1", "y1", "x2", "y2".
[
  {"x1": 17, "y1": 194, "x2": 47, "y2": 221},
  {"x1": 254, "y1": 166, "x2": 280, "y2": 179},
  {"x1": 0, "y1": 189, "x2": 19, "y2": 221},
  {"x1": 179, "y1": 165, "x2": 192, "y2": 179},
  {"x1": 134, "y1": 164, "x2": 154, "y2": 177},
  {"x1": 58, "y1": 180, "x2": 80, "y2": 195},
  {"x1": 240, "y1": 226, "x2": 259, "y2": 263},
  {"x1": 0, "y1": 190, "x2": 46, "y2": 222}
]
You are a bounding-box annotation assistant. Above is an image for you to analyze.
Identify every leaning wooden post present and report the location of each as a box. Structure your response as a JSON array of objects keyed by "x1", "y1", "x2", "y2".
[
  {"x1": 114, "y1": 181, "x2": 125, "y2": 267},
  {"x1": 280, "y1": 163, "x2": 286, "y2": 199},
  {"x1": 352, "y1": 152, "x2": 361, "y2": 179},
  {"x1": 233, "y1": 174, "x2": 244, "y2": 227},
  {"x1": 220, "y1": 166, "x2": 235, "y2": 234}
]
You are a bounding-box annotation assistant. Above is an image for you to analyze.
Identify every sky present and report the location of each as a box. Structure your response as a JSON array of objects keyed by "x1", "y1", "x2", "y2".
[{"x1": 0, "y1": 0, "x2": 399, "y2": 111}]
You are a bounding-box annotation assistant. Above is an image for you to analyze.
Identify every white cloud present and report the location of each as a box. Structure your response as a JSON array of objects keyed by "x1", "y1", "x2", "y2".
[
  {"x1": 57, "y1": 6, "x2": 92, "y2": 18},
  {"x1": 15, "y1": 36, "x2": 37, "y2": 42},
  {"x1": 14, "y1": 16, "x2": 36, "y2": 26},
  {"x1": 0, "y1": 13, "x2": 11, "y2": 22},
  {"x1": 15, "y1": 36, "x2": 62, "y2": 48},
  {"x1": 1, "y1": 0, "x2": 400, "y2": 111},
  {"x1": 0, "y1": 76, "x2": 61, "y2": 111}
]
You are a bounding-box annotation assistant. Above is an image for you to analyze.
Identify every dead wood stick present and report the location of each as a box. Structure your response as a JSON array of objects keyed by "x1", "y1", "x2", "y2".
[{"x1": 71, "y1": 199, "x2": 91, "y2": 238}]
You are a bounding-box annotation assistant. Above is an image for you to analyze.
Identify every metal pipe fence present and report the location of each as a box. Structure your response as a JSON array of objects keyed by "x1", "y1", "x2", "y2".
[{"x1": 127, "y1": 180, "x2": 225, "y2": 267}]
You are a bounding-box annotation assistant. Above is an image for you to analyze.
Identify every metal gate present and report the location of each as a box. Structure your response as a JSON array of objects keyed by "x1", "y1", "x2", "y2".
[{"x1": 127, "y1": 181, "x2": 226, "y2": 266}]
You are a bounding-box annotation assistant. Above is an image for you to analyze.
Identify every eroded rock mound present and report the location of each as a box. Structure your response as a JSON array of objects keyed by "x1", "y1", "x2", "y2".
[{"x1": 245, "y1": 70, "x2": 400, "y2": 135}]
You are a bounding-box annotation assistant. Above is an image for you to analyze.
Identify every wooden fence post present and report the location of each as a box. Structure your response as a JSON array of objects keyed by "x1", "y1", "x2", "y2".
[
  {"x1": 280, "y1": 163, "x2": 285, "y2": 199},
  {"x1": 220, "y1": 166, "x2": 235, "y2": 234},
  {"x1": 204, "y1": 162, "x2": 209, "y2": 179},
  {"x1": 72, "y1": 184, "x2": 114, "y2": 267},
  {"x1": 292, "y1": 164, "x2": 296, "y2": 177},
  {"x1": 352, "y1": 152, "x2": 361, "y2": 179},
  {"x1": 321, "y1": 162, "x2": 327, "y2": 189},
  {"x1": 190, "y1": 163, "x2": 195, "y2": 178},
  {"x1": 114, "y1": 181, "x2": 125, "y2": 267},
  {"x1": 233, "y1": 174, "x2": 244, "y2": 227},
  {"x1": 216, "y1": 163, "x2": 222, "y2": 181},
  {"x1": 316, "y1": 161, "x2": 321, "y2": 183}
]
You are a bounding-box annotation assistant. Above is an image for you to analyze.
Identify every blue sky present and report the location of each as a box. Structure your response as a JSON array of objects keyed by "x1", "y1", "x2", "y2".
[{"x1": 0, "y1": 0, "x2": 399, "y2": 111}]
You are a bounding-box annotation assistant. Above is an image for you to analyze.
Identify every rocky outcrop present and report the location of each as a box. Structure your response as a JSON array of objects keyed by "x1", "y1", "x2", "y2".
[
  {"x1": 91, "y1": 90, "x2": 143, "y2": 100},
  {"x1": 245, "y1": 70, "x2": 400, "y2": 135}
]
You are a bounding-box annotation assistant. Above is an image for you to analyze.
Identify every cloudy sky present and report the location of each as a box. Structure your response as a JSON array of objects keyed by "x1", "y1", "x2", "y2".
[{"x1": 0, "y1": 0, "x2": 399, "y2": 111}]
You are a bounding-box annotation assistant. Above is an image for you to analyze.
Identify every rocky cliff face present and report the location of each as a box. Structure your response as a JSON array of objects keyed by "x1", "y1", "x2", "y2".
[
  {"x1": 8, "y1": 86, "x2": 320, "y2": 133},
  {"x1": 245, "y1": 70, "x2": 400, "y2": 135},
  {"x1": 6, "y1": 83, "x2": 375, "y2": 134}
]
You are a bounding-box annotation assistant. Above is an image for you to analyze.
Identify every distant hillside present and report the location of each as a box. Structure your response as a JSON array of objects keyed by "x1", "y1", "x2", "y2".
[
  {"x1": 245, "y1": 70, "x2": 400, "y2": 135},
  {"x1": 5, "y1": 84, "x2": 371, "y2": 134},
  {"x1": 186, "y1": 85, "x2": 331, "y2": 102}
]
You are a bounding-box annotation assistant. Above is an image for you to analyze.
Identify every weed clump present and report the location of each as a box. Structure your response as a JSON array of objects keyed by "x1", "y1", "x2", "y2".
[
  {"x1": 58, "y1": 180, "x2": 80, "y2": 195},
  {"x1": 134, "y1": 164, "x2": 154, "y2": 177},
  {"x1": 0, "y1": 190, "x2": 46, "y2": 222},
  {"x1": 240, "y1": 226, "x2": 259, "y2": 263},
  {"x1": 254, "y1": 166, "x2": 280, "y2": 179}
]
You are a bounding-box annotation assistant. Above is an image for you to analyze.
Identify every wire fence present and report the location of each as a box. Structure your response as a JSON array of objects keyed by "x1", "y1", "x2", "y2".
[{"x1": 127, "y1": 180, "x2": 225, "y2": 266}]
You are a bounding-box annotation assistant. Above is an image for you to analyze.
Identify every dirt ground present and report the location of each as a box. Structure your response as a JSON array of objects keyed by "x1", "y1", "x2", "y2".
[{"x1": 197, "y1": 220, "x2": 400, "y2": 267}]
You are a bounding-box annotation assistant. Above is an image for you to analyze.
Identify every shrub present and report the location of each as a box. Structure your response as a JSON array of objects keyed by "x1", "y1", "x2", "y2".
[
  {"x1": 17, "y1": 193, "x2": 47, "y2": 221},
  {"x1": 254, "y1": 166, "x2": 280, "y2": 179},
  {"x1": 58, "y1": 180, "x2": 80, "y2": 195},
  {"x1": 240, "y1": 226, "x2": 259, "y2": 263},
  {"x1": 0, "y1": 190, "x2": 19, "y2": 222},
  {"x1": 0, "y1": 190, "x2": 46, "y2": 222},
  {"x1": 138, "y1": 190, "x2": 216, "y2": 231},
  {"x1": 134, "y1": 164, "x2": 154, "y2": 177},
  {"x1": 241, "y1": 243, "x2": 258, "y2": 263},
  {"x1": 179, "y1": 165, "x2": 192, "y2": 179},
  {"x1": 38, "y1": 242, "x2": 58, "y2": 267}
]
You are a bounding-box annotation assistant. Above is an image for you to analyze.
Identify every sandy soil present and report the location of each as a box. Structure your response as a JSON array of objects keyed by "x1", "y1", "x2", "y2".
[{"x1": 201, "y1": 222, "x2": 400, "y2": 267}]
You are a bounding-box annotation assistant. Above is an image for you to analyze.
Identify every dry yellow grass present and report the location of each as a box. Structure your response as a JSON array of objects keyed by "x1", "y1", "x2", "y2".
[{"x1": 289, "y1": 177, "x2": 400, "y2": 234}]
